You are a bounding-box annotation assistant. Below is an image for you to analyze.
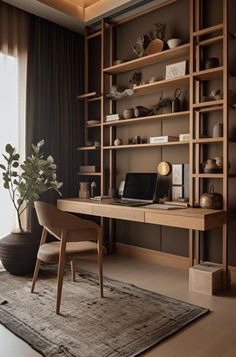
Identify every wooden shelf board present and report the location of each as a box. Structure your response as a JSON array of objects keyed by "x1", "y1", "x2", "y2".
[
  {"x1": 77, "y1": 172, "x2": 102, "y2": 176},
  {"x1": 193, "y1": 173, "x2": 236, "y2": 178},
  {"x1": 77, "y1": 146, "x2": 101, "y2": 151},
  {"x1": 87, "y1": 95, "x2": 102, "y2": 102},
  {"x1": 193, "y1": 66, "x2": 223, "y2": 81},
  {"x1": 197, "y1": 105, "x2": 223, "y2": 113},
  {"x1": 193, "y1": 137, "x2": 224, "y2": 144},
  {"x1": 198, "y1": 35, "x2": 223, "y2": 47},
  {"x1": 131, "y1": 75, "x2": 190, "y2": 97},
  {"x1": 193, "y1": 23, "x2": 223, "y2": 37},
  {"x1": 86, "y1": 123, "x2": 101, "y2": 128},
  {"x1": 77, "y1": 92, "x2": 97, "y2": 100},
  {"x1": 193, "y1": 99, "x2": 223, "y2": 109},
  {"x1": 103, "y1": 141, "x2": 188, "y2": 150},
  {"x1": 87, "y1": 30, "x2": 102, "y2": 40},
  {"x1": 103, "y1": 44, "x2": 190, "y2": 75},
  {"x1": 103, "y1": 111, "x2": 190, "y2": 127},
  {"x1": 193, "y1": 173, "x2": 224, "y2": 179}
]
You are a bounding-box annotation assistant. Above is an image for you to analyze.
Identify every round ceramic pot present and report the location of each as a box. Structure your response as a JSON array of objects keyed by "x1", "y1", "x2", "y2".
[
  {"x1": 200, "y1": 185, "x2": 223, "y2": 209},
  {"x1": 0, "y1": 231, "x2": 39, "y2": 275},
  {"x1": 123, "y1": 108, "x2": 134, "y2": 119}
]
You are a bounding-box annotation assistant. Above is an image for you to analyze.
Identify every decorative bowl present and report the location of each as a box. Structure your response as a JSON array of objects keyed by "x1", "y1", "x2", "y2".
[
  {"x1": 146, "y1": 39, "x2": 164, "y2": 55},
  {"x1": 167, "y1": 38, "x2": 182, "y2": 49}
]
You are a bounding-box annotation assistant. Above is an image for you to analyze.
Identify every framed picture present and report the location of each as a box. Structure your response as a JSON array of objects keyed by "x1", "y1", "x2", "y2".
[
  {"x1": 172, "y1": 186, "x2": 183, "y2": 201},
  {"x1": 172, "y1": 164, "x2": 183, "y2": 185},
  {"x1": 165, "y1": 61, "x2": 187, "y2": 80}
]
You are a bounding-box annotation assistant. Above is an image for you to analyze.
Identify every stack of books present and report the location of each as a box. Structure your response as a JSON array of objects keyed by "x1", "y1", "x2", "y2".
[{"x1": 105, "y1": 114, "x2": 120, "y2": 122}]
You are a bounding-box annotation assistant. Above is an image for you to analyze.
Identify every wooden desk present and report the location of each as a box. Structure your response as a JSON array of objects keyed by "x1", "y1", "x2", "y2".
[
  {"x1": 57, "y1": 198, "x2": 227, "y2": 268},
  {"x1": 57, "y1": 198, "x2": 226, "y2": 231}
]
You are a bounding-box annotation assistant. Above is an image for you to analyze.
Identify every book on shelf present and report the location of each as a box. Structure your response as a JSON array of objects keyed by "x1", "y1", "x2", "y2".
[
  {"x1": 105, "y1": 114, "x2": 120, "y2": 122},
  {"x1": 149, "y1": 136, "x2": 178, "y2": 144},
  {"x1": 79, "y1": 165, "x2": 99, "y2": 173},
  {"x1": 179, "y1": 133, "x2": 190, "y2": 142}
]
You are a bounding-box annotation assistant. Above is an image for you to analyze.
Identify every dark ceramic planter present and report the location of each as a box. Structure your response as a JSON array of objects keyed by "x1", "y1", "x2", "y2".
[{"x1": 0, "y1": 232, "x2": 39, "y2": 275}]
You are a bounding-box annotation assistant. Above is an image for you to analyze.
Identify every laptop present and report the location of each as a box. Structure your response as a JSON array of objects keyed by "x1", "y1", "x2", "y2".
[{"x1": 112, "y1": 173, "x2": 157, "y2": 207}]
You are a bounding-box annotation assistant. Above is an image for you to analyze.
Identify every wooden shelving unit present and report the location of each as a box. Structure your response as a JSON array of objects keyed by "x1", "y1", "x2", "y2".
[
  {"x1": 189, "y1": 0, "x2": 230, "y2": 287},
  {"x1": 76, "y1": 0, "x2": 232, "y2": 282}
]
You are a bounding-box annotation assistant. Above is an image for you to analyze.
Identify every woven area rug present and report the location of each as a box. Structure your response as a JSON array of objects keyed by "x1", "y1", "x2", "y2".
[{"x1": 0, "y1": 266, "x2": 208, "y2": 357}]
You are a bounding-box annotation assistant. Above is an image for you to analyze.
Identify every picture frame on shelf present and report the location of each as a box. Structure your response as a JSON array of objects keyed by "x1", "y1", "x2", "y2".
[{"x1": 165, "y1": 60, "x2": 187, "y2": 80}]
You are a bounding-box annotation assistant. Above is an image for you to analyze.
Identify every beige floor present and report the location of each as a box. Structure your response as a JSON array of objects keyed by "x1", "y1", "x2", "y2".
[{"x1": 0, "y1": 255, "x2": 236, "y2": 357}]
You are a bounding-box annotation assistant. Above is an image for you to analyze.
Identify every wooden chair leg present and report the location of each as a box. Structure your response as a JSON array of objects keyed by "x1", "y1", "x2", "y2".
[
  {"x1": 71, "y1": 260, "x2": 76, "y2": 282},
  {"x1": 98, "y1": 229, "x2": 103, "y2": 298},
  {"x1": 56, "y1": 231, "x2": 67, "y2": 314},
  {"x1": 31, "y1": 259, "x2": 41, "y2": 293},
  {"x1": 31, "y1": 228, "x2": 48, "y2": 293}
]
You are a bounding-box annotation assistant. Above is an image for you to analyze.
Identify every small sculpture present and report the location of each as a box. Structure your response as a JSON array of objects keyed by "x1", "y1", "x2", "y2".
[
  {"x1": 148, "y1": 23, "x2": 166, "y2": 41},
  {"x1": 133, "y1": 34, "x2": 150, "y2": 58},
  {"x1": 134, "y1": 106, "x2": 152, "y2": 117},
  {"x1": 114, "y1": 138, "x2": 122, "y2": 146},
  {"x1": 132, "y1": 23, "x2": 165, "y2": 58},
  {"x1": 204, "y1": 89, "x2": 223, "y2": 101},
  {"x1": 172, "y1": 88, "x2": 182, "y2": 112},
  {"x1": 106, "y1": 85, "x2": 134, "y2": 100},
  {"x1": 150, "y1": 95, "x2": 171, "y2": 115},
  {"x1": 129, "y1": 71, "x2": 142, "y2": 88},
  {"x1": 91, "y1": 181, "x2": 97, "y2": 198}
]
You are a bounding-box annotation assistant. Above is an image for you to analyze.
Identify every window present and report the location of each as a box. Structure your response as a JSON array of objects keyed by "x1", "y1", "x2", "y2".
[{"x1": 0, "y1": 53, "x2": 19, "y2": 238}]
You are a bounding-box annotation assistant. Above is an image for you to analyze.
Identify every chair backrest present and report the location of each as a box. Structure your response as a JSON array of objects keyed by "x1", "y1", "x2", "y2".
[{"x1": 34, "y1": 201, "x2": 100, "y2": 241}]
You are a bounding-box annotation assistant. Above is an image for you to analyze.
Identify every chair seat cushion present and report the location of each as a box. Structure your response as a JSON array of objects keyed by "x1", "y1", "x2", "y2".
[{"x1": 38, "y1": 241, "x2": 98, "y2": 263}]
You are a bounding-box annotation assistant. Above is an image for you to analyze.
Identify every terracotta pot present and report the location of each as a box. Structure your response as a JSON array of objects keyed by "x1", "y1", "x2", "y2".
[{"x1": 0, "y1": 231, "x2": 39, "y2": 275}]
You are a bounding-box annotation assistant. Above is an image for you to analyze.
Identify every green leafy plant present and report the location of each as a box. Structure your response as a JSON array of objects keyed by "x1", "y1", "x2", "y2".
[{"x1": 0, "y1": 140, "x2": 63, "y2": 232}]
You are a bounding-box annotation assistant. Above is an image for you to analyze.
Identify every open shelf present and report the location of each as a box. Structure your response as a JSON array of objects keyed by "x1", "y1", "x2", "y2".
[
  {"x1": 193, "y1": 66, "x2": 223, "y2": 81},
  {"x1": 77, "y1": 146, "x2": 101, "y2": 151},
  {"x1": 77, "y1": 92, "x2": 97, "y2": 100},
  {"x1": 130, "y1": 75, "x2": 190, "y2": 97},
  {"x1": 77, "y1": 172, "x2": 102, "y2": 176},
  {"x1": 103, "y1": 44, "x2": 190, "y2": 75},
  {"x1": 103, "y1": 141, "x2": 188, "y2": 150},
  {"x1": 198, "y1": 35, "x2": 223, "y2": 47},
  {"x1": 192, "y1": 173, "x2": 224, "y2": 179},
  {"x1": 86, "y1": 122, "x2": 101, "y2": 128},
  {"x1": 103, "y1": 111, "x2": 190, "y2": 126},
  {"x1": 193, "y1": 23, "x2": 223, "y2": 37},
  {"x1": 193, "y1": 137, "x2": 224, "y2": 144},
  {"x1": 193, "y1": 99, "x2": 223, "y2": 109}
]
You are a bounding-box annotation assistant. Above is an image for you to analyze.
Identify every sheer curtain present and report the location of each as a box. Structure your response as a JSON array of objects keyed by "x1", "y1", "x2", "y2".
[{"x1": 0, "y1": 1, "x2": 29, "y2": 237}]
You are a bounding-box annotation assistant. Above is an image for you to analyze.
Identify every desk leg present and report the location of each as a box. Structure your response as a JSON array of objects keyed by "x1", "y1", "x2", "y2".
[
  {"x1": 195, "y1": 230, "x2": 200, "y2": 264},
  {"x1": 222, "y1": 223, "x2": 229, "y2": 289},
  {"x1": 189, "y1": 230, "x2": 194, "y2": 267},
  {"x1": 108, "y1": 218, "x2": 115, "y2": 254}
]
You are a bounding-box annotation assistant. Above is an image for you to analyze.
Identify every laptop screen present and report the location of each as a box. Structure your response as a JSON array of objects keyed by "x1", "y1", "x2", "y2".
[{"x1": 122, "y1": 173, "x2": 157, "y2": 202}]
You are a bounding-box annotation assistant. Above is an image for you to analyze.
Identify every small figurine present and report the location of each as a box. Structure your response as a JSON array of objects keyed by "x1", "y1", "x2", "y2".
[
  {"x1": 106, "y1": 85, "x2": 134, "y2": 100},
  {"x1": 133, "y1": 34, "x2": 150, "y2": 58},
  {"x1": 91, "y1": 181, "x2": 97, "y2": 198},
  {"x1": 172, "y1": 88, "x2": 182, "y2": 112},
  {"x1": 129, "y1": 71, "x2": 142, "y2": 88}
]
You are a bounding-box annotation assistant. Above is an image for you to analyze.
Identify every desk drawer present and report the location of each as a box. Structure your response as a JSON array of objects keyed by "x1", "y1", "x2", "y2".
[
  {"x1": 93, "y1": 205, "x2": 144, "y2": 222},
  {"x1": 145, "y1": 212, "x2": 204, "y2": 230},
  {"x1": 57, "y1": 200, "x2": 93, "y2": 215}
]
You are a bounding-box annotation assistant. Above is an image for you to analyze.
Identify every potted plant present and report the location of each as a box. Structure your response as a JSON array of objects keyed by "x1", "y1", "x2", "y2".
[{"x1": 0, "y1": 140, "x2": 63, "y2": 275}]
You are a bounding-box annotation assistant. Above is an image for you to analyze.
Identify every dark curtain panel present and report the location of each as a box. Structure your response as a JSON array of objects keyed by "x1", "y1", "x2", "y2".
[{"x1": 26, "y1": 16, "x2": 84, "y2": 235}]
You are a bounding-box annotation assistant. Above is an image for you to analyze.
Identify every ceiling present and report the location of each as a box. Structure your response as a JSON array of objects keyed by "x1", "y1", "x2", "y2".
[{"x1": 2, "y1": 0, "x2": 169, "y2": 33}]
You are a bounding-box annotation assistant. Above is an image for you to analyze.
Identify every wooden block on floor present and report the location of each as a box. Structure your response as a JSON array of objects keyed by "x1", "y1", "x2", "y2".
[{"x1": 189, "y1": 262, "x2": 223, "y2": 295}]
